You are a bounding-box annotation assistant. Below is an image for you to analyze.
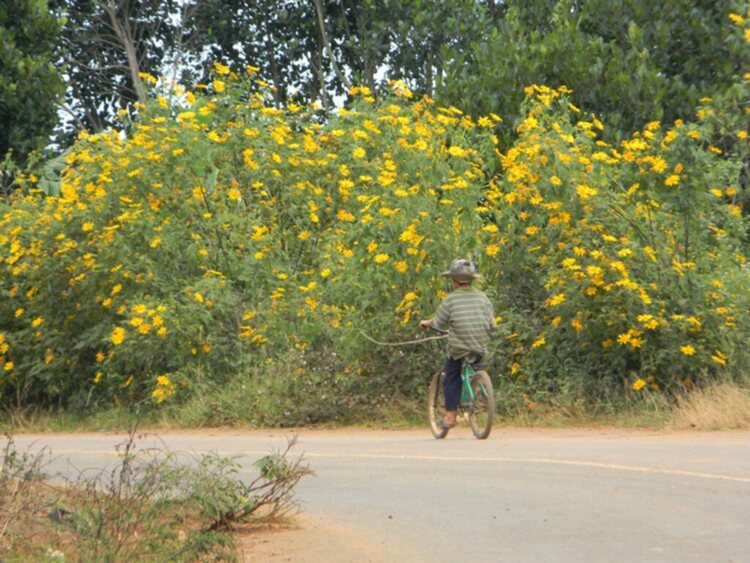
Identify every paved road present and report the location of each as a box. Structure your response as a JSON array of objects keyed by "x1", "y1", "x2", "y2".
[{"x1": 11, "y1": 426, "x2": 750, "y2": 562}]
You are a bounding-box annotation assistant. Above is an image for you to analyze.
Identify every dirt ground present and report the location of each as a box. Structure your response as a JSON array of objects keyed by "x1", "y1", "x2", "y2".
[{"x1": 237, "y1": 514, "x2": 394, "y2": 563}]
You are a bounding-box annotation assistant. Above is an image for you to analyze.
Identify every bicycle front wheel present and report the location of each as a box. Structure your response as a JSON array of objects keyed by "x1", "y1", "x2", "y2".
[
  {"x1": 428, "y1": 372, "x2": 449, "y2": 439},
  {"x1": 468, "y1": 370, "x2": 494, "y2": 439}
]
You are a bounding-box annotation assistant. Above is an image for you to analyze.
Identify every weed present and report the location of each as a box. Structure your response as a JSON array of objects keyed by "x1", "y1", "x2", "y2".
[
  {"x1": 0, "y1": 426, "x2": 312, "y2": 561},
  {"x1": 672, "y1": 382, "x2": 750, "y2": 430}
]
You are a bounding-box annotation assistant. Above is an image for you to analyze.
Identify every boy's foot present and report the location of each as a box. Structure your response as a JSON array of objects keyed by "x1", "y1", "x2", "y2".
[{"x1": 437, "y1": 417, "x2": 457, "y2": 429}]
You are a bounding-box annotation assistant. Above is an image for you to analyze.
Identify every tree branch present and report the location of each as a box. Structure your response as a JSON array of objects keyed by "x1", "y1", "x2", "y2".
[
  {"x1": 313, "y1": 0, "x2": 351, "y2": 90},
  {"x1": 104, "y1": 0, "x2": 148, "y2": 104}
]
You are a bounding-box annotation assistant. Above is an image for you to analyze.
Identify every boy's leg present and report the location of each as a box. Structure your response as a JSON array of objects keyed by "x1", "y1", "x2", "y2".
[{"x1": 443, "y1": 356, "x2": 462, "y2": 424}]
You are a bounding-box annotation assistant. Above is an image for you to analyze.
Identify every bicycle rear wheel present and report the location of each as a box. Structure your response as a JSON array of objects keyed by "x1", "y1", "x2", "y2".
[
  {"x1": 468, "y1": 370, "x2": 494, "y2": 439},
  {"x1": 428, "y1": 372, "x2": 449, "y2": 439}
]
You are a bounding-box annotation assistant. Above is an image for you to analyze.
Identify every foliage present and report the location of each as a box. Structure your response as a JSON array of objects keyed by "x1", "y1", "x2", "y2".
[
  {"x1": 440, "y1": 0, "x2": 745, "y2": 139},
  {"x1": 0, "y1": 0, "x2": 64, "y2": 174},
  {"x1": 52, "y1": 0, "x2": 499, "y2": 136},
  {"x1": 47, "y1": 0, "x2": 748, "y2": 150},
  {"x1": 0, "y1": 70, "x2": 496, "y2": 410},
  {"x1": 485, "y1": 83, "x2": 750, "y2": 401},
  {"x1": 1, "y1": 26, "x2": 749, "y2": 414}
]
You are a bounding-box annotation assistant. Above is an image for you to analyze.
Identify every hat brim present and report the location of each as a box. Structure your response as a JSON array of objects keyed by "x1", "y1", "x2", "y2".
[{"x1": 441, "y1": 271, "x2": 482, "y2": 280}]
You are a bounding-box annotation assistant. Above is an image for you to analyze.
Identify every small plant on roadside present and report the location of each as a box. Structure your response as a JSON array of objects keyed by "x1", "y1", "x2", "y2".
[
  {"x1": 0, "y1": 427, "x2": 312, "y2": 561},
  {"x1": 0, "y1": 433, "x2": 52, "y2": 552}
]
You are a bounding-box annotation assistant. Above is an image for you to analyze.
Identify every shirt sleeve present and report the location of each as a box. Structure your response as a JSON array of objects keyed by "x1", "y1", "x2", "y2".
[{"x1": 433, "y1": 297, "x2": 451, "y2": 330}]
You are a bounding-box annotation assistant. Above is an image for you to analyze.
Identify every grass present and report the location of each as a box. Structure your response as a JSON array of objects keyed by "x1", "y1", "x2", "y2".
[
  {"x1": 671, "y1": 382, "x2": 750, "y2": 430},
  {"x1": 3, "y1": 380, "x2": 749, "y2": 433}
]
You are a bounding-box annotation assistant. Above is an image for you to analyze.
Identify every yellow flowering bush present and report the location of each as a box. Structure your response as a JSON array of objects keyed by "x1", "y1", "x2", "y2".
[
  {"x1": 484, "y1": 82, "x2": 750, "y2": 398},
  {"x1": 1, "y1": 54, "x2": 749, "y2": 414},
  {"x1": 0, "y1": 72, "x2": 497, "y2": 409}
]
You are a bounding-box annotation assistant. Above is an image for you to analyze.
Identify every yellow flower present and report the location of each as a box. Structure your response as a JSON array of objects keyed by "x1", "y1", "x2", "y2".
[
  {"x1": 152, "y1": 387, "x2": 169, "y2": 403},
  {"x1": 711, "y1": 350, "x2": 727, "y2": 366},
  {"x1": 531, "y1": 336, "x2": 546, "y2": 348},
  {"x1": 664, "y1": 175, "x2": 680, "y2": 187},
  {"x1": 680, "y1": 345, "x2": 696, "y2": 356},
  {"x1": 227, "y1": 188, "x2": 242, "y2": 201},
  {"x1": 32, "y1": 316, "x2": 45, "y2": 327},
  {"x1": 374, "y1": 253, "x2": 390, "y2": 264},
  {"x1": 632, "y1": 378, "x2": 646, "y2": 391},
  {"x1": 212, "y1": 79, "x2": 226, "y2": 93},
  {"x1": 576, "y1": 184, "x2": 597, "y2": 200},
  {"x1": 213, "y1": 61, "x2": 230, "y2": 75},
  {"x1": 14, "y1": 308, "x2": 24, "y2": 318},
  {"x1": 394, "y1": 261, "x2": 408, "y2": 273},
  {"x1": 353, "y1": 147, "x2": 366, "y2": 159},
  {"x1": 485, "y1": 244, "x2": 500, "y2": 257},
  {"x1": 193, "y1": 292, "x2": 204, "y2": 303},
  {"x1": 547, "y1": 293, "x2": 565, "y2": 307},
  {"x1": 111, "y1": 327, "x2": 126, "y2": 346},
  {"x1": 337, "y1": 209, "x2": 356, "y2": 222}
]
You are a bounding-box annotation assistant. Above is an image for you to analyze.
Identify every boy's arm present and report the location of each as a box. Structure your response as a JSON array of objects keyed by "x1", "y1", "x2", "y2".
[{"x1": 419, "y1": 298, "x2": 451, "y2": 331}]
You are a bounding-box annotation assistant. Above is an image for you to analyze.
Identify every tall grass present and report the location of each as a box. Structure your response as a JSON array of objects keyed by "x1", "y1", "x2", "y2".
[{"x1": 671, "y1": 381, "x2": 750, "y2": 430}]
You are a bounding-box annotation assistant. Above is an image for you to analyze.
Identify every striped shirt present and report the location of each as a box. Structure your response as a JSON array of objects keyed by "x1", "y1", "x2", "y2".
[{"x1": 433, "y1": 286, "x2": 495, "y2": 360}]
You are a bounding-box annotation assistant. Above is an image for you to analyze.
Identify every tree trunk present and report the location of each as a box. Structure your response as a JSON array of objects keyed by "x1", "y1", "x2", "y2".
[
  {"x1": 104, "y1": 0, "x2": 147, "y2": 104},
  {"x1": 313, "y1": 0, "x2": 351, "y2": 90}
]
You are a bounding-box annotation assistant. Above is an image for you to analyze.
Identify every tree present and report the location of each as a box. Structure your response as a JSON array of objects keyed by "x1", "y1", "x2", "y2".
[
  {"x1": 0, "y1": 0, "x2": 64, "y2": 174},
  {"x1": 439, "y1": 0, "x2": 743, "y2": 138},
  {"x1": 52, "y1": 0, "x2": 180, "y2": 139}
]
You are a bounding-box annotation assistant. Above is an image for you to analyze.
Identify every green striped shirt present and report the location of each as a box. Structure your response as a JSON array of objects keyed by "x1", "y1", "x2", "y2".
[{"x1": 433, "y1": 286, "x2": 495, "y2": 359}]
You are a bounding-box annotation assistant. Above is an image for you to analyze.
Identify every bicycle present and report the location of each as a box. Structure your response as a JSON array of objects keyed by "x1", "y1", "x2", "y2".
[{"x1": 427, "y1": 329, "x2": 495, "y2": 440}]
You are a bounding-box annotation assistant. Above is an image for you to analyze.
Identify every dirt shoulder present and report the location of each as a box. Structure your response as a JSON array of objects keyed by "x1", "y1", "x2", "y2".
[{"x1": 238, "y1": 513, "x2": 396, "y2": 563}]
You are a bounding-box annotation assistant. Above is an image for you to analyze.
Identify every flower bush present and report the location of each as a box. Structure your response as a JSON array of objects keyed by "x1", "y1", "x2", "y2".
[
  {"x1": 1, "y1": 26, "x2": 749, "y2": 415},
  {"x1": 483, "y1": 83, "x2": 750, "y2": 400},
  {"x1": 0, "y1": 69, "x2": 497, "y2": 409}
]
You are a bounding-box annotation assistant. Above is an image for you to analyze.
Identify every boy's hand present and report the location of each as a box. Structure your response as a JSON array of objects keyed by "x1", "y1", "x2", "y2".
[{"x1": 419, "y1": 319, "x2": 433, "y2": 331}]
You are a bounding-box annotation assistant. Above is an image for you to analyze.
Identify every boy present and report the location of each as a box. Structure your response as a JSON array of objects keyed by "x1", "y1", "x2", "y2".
[{"x1": 419, "y1": 258, "x2": 495, "y2": 429}]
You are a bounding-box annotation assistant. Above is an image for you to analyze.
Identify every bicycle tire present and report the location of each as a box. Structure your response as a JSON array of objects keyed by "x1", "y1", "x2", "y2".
[
  {"x1": 468, "y1": 370, "x2": 494, "y2": 439},
  {"x1": 428, "y1": 372, "x2": 449, "y2": 439}
]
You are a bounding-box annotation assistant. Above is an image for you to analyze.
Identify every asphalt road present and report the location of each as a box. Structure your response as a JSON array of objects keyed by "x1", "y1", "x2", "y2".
[{"x1": 10, "y1": 426, "x2": 750, "y2": 562}]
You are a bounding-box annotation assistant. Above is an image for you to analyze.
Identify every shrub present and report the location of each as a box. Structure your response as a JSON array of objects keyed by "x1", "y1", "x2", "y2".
[
  {"x1": 1, "y1": 48, "x2": 749, "y2": 415},
  {"x1": 484, "y1": 83, "x2": 750, "y2": 400}
]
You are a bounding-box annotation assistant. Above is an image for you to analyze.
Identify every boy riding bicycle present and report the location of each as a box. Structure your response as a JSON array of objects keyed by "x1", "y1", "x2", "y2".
[{"x1": 419, "y1": 258, "x2": 496, "y2": 430}]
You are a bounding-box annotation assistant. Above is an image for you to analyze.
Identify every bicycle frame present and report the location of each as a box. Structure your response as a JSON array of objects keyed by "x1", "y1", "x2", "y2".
[{"x1": 459, "y1": 361, "x2": 477, "y2": 406}]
